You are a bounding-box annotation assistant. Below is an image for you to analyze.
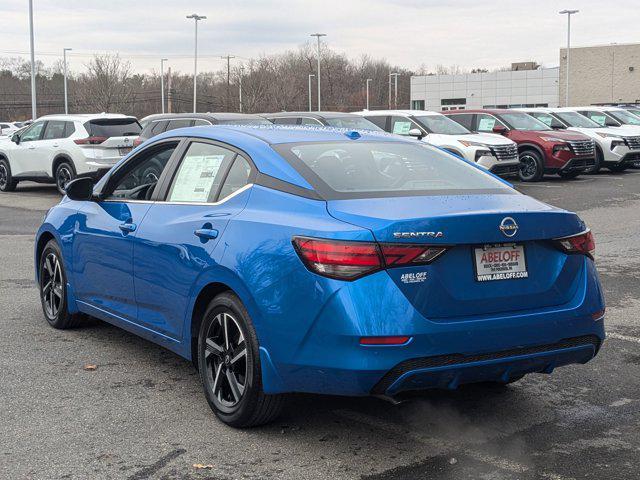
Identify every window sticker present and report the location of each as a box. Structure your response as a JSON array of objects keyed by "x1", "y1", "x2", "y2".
[
  {"x1": 392, "y1": 121, "x2": 413, "y2": 135},
  {"x1": 478, "y1": 117, "x2": 496, "y2": 131},
  {"x1": 590, "y1": 114, "x2": 606, "y2": 126},
  {"x1": 169, "y1": 154, "x2": 225, "y2": 202}
]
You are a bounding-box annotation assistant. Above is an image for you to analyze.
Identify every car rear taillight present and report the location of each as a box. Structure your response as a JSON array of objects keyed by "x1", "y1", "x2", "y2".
[
  {"x1": 133, "y1": 137, "x2": 144, "y2": 147},
  {"x1": 360, "y1": 336, "x2": 411, "y2": 346},
  {"x1": 554, "y1": 230, "x2": 595, "y2": 259},
  {"x1": 292, "y1": 237, "x2": 449, "y2": 281},
  {"x1": 74, "y1": 136, "x2": 107, "y2": 145}
]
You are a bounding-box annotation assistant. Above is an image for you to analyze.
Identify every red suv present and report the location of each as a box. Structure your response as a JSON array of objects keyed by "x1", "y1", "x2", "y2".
[{"x1": 444, "y1": 109, "x2": 596, "y2": 181}]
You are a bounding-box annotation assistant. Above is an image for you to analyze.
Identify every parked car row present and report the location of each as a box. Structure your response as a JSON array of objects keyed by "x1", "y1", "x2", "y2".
[{"x1": 2, "y1": 106, "x2": 639, "y2": 195}]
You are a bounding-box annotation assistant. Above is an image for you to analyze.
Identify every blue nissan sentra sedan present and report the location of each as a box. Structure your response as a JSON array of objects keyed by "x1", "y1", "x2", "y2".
[{"x1": 35, "y1": 125, "x2": 605, "y2": 427}]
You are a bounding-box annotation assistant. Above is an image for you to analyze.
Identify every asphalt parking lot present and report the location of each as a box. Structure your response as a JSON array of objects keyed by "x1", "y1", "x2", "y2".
[{"x1": 1, "y1": 172, "x2": 639, "y2": 480}]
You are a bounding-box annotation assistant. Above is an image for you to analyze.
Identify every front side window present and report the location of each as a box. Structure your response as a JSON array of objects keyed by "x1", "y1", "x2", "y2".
[
  {"x1": 274, "y1": 141, "x2": 512, "y2": 199},
  {"x1": 413, "y1": 115, "x2": 471, "y2": 135},
  {"x1": 555, "y1": 112, "x2": 600, "y2": 128},
  {"x1": 166, "y1": 119, "x2": 194, "y2": 131},
  {"x1": 476, "y1": 114, "x2": 506, "y2": 133},
  {"x1": 580, "y1": 111, "x2": 620, "y2": 127},
  {"x1": 218, "y1": 118, "x2": 272, "y2": 125},
  {"x1": 390, "y1": 116, "x2": 421, "y2": 135},
  {"x1": 167, "y1": 142, "x2": 235, "y2": 203},
  {"x1": 272, "y1": 117, "x2": 299, "y2": 125},
  {"x1": 43, "y1": 121, "x2": 66, "y2": 140},
  {"x1": 323, "y1": 117, "x2": 383, "y2": 131},
  {"x1": 528, "y1": 113, "x2": 565, "y2": 129},
  {"x1": 300, "y1": 117, "x2": 323, "y2": 126},
  {"x1": 498, "y1": 113, "x2": 550, "y2": 131},
  {"x1": 108, "y1": 143, "x2": 177, "y2": 200},
  {"x1": 20, "y1": 122, "x2": 45, "y2": 142}
]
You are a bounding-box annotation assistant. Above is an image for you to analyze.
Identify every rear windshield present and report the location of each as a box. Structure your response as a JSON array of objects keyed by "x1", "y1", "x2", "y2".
[
  {"x1": 274, "y1": 141, "x2": 512, "y2": 199},
  {"x1": 499, "y1": 113, "x2": 551, "y2": 131},
  {"x1": 85, "y1": 118, "x2": 141, "y2": 137},
  {"x1": 323, "y1": 117, "x2": 384, "y2": 131},
  {"x1": 218, "y1": 118, "x2": 272, "y2": 125}
]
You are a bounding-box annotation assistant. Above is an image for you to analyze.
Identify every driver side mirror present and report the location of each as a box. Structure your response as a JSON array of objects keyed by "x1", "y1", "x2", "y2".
[
  {"x1": 65, "y1": 177, "x2": 95, "y2": 201},
  {"x1": 492, "y1": 125, "x2": 508, "y2": 135},
  {"x1": 408, "y1": 128, "x2": 425, "y2": 140},
  {"x1": 11, "y1": 134, "x2": 20, "y2": 145},
  {"x1": 551, "y1": 124, "x2": 565, "y2": 130}
]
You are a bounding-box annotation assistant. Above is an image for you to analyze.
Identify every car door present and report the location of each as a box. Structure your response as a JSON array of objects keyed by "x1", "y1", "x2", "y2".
[
  {"x1": 40, "y1": 120, "x2": 68, "y2": 175},
  {"x1": 72, "y1": 140, "x2": 180, "y2": 322},
  {"x1": 11, "y1": 121, "x2": 47, "y2": 176},
  {"x1": 132, "y1": 139, "x2": 255, "y2": 340}
]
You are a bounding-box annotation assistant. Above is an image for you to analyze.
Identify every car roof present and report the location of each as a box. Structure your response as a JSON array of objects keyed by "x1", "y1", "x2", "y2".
[
  {"x1": 149, "y1": 124, "x2": 408, "y2": 190},
  {"x1": 36, "y1": 113, "x2": 135, "y2": 122},
  {"x1": 141, "y1": 112, "x2": 267, "y2": 123},
  {"x1": 565, "y1": 106, "x2": 624, "y2": 112},
  {"x1": 354, "y1": 109, "x2": 442, "y2": 117},
  {"x1": 263, "y1": 111, "x2": 361, "y2": 119},
  {"x1": 444, "y1": 109, "x2": 515, "y2": 115}
]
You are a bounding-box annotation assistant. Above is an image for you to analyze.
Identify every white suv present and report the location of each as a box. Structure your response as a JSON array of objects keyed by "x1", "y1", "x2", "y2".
[
  {"x1": 518, "y1": 107, "x2": 640, "y2": 172},
  {"x1": 353, "y1": 110, "x2": 520, "y2": 176},
  {"x1": 0, "y1": 114, "x2": 141, "y2": 194}
]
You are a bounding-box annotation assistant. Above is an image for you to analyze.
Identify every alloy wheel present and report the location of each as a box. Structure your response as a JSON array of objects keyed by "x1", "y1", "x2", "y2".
[
  {"x1": 520, "y1": 154, "x2": 537, "y2": 179},
  {"x1": 57, "y1": 166, "x2": 72, "y2": 192},
  {"x1": 41, "y1": 252, "x2": 64, "y2": 319},
  {"x1": 0, "y1": 163, "x2": 7, "y2": 189},
  {"x1": 204, "y1": 312, "x2": 248, "y2": 411}
]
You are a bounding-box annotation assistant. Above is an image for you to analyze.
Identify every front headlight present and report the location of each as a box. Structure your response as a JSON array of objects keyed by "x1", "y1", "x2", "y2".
[
  {"x1": 459, "y1": 140, "x2": 488, "y2": 148},
  {"x1": 596, "y1": 132, "x2": 623, "y2": 139},
  {"x1": 552, "y1": 144, "x2": 571, "y2": 154},
  {"x1": 541, "y1": 137, "x2": 567, "y2": 143},
  {"x1": 610, "y1": 139, "x2": 625, "y2": 150}
]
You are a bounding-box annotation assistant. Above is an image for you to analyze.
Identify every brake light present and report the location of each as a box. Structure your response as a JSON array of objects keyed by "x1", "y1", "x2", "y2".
[
  {"x1": 133, "y1": 137, "x2": 144, "y2": 147},
  {"x1": 554, "y1": 230, "x2": 595, "y2": 259},
  {"x1": 360, "y1": 336, "x2": 411, "y2": 345},
  {"x1": 292, "y1": 237, "x2": 449, "y2": 281},
  {"x1": 74, "y1": 136, "x2": 107, "y2": 145},
  {"x1": 292, "y1": 237, "x2": 381, "y2": 280}
]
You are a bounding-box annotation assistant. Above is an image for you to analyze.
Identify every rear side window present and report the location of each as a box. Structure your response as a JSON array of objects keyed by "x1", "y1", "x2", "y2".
[
  {"x1": 363, "y1": 116, "x2": 388, "y2": 130},
  {"x1": 300, "y1": 117, "x2": 323, "y2": 126},
  {"x1": 43, "y1": 121, "x2": 66, "y2": 140},
  {"x1": 272, "y1": 117, "x2": 299, "y2": 125},
  {"x1": 64, "y1": 122, "x2": 76, "y2": 137},
  {"x1": 166, "y1": 119, "x2": 194, "y2": 131},
  {"x1": 151, "y1": 121, "x2": 168, "y2": 135},
  {"x1": 323, "y1": 117, "x2": 383, "y2": 131},
  {"x1": 274, "y1": 141, "x2": 511, "y2": 199},
  {"x1": 192, "y1": 119, "x2": 212, "y2": 126},
  {"x1": 167, "y1": 142, "x2": 235, "y2": 203},
  {"x1": 218, "y1": 157, "x2": 252, "y2": 200},
  {"x1": 86, "y1": 118, "x2": 141, "y2": 138},
  {"x1": 447, "y1": 114, "x2": 474, "y2": 130}
]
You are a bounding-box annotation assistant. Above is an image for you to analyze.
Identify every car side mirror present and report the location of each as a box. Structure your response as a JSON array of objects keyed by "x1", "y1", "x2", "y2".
[
  {"x1": 408, "y1": 128, "x2": 425, "y2": 140},
  {"x1": 492, "y1": 125, "x2": 508, "y2": 135},
  {"x1": 65, "y1": 177, "x2": 95, "y2": 201},
  {"x1": 11, "y1": 134, "x2": 20, "y2": 144},
  {"x1": 551, "y1": 124, "x2": 565, "y2": 130}
]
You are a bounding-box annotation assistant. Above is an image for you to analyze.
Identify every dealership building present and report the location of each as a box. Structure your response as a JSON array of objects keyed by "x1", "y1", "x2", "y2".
[{"x1": 410, "y1": 42, "x2": 640, "y2": 111}]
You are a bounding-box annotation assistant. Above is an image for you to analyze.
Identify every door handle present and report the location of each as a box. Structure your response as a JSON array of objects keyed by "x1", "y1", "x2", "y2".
[
  {"x1": 194, "y1": 228, "x2": 219, "y2": 241},
  {"x1": 28, "y1": 145, "x2": 36, "y2": 149},
  {"x1": 53, "y1": 144, "x2": 59, "y2": 148},
  {"x1": 119, "y1": 222, "x2": 137, "y2": 234}
]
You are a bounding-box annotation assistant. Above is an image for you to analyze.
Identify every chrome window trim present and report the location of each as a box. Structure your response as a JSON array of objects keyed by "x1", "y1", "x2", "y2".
[{"x1": 101, "y1": 183, "x2": 253, "y2": 206}]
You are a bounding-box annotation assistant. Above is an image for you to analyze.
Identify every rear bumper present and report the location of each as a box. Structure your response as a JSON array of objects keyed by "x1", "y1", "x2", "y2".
[{"x1": 264, "y1": 259, "x2": 606, "y2": 396}]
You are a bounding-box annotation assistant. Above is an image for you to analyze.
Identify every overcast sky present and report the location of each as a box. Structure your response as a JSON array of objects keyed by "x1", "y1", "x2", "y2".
[{"x1": 2, "y1": 0, "x2": 639, "y2": 74}]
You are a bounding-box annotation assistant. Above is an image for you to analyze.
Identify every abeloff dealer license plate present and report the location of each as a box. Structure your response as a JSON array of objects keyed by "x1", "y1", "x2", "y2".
[{"x1": 474, "y1": 243, "x2": 528, "y2": 282}]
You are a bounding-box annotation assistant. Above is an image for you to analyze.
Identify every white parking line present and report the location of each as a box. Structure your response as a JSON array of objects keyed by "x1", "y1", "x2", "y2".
[
  {"x1": 607, "y1": 332, "x2": 640, "y2": 344},
  {"x1": 335, "y1": 409, "x2": 575, "y2": 479}
]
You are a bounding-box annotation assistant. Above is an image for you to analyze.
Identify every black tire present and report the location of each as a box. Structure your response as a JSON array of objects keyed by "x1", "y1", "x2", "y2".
[
  {"x1": 55, "y1": 160, "x2": 76, "y2": 195},
  {"x1": 0, "y1": 158, "x2": 18, "y2": 192},
  {"x1": 518, "y1": 150, "x2": 545, "y2": 182},
  {"x1": 198, "y1": 292, "x2": 286, "y2": 428},
  {"x1": 38, "y1": 239, "x2": 85, "y2": 329},
  {"x1": 585, "y1": 149, "x2": 603, "y2": 174},
  {"x1": 558, "y1": 170, "x2": 581, "y2": 179},
  {"x1": 608, "y1": 163, "x2": 628, "y2": 173}
]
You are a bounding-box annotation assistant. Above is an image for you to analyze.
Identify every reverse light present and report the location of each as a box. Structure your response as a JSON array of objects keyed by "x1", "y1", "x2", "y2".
[
  {"x1": 74, "y1": 136, "x2": 107, "y2": 145},
  {"x1": 554, "y1": 229, "x2": 595, "y2": 259},
  {"x1": 292, "y1": 237, "x2": 449, "y2": 281},
  {"x1": 360, "y1": 336, "x2": 411, "y2": 346}
]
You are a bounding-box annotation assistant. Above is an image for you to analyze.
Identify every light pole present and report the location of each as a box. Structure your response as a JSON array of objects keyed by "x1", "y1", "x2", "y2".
[
  {"x1": 238, "y1": 65, "x2": 244, "y2": 113},
  {"x1": 559, "y1": 9, "x2": 579, "y2": 107},
  {"x1": 160, "y1": 58, "x2": 168, "y2": 114},
  {"x1": 389, "y1": 72, "x2": 399, "y2": 109},
  {"x1": 310, "y1": 33, "x2": 326, "y2": 111},
  {"x1": 63, "y1": 48, "x2": 72, "y2": 114},
  {"x1": 308, "y1": 74, "x2": 315, "y2": 111},
  {"x1": 391, "y1": 73, "x2": 400, "y2": 109},
  {"x1": 366, "y1": 78, "x2": 372, "y2": 110},
  {"x1": 28, "y1": 0, "x2": 36, "y2": 119},
  {"x1": 187, "y1": 13, "x2": 206, "y2": 113}
]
